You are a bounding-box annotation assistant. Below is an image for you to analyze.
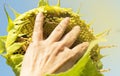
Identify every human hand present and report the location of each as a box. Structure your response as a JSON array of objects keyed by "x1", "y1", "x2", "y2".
[{"x1": 20, "y1": 12, "x2": 89, "y2": 76}]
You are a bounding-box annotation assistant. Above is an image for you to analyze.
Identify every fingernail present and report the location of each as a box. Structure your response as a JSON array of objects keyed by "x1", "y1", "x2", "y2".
[
  {"x1": 37, "y1": 12, "x2": 44, "y2": 17},
  {"x1": 82, "y1": 42, "x2": 89, "y2": 47},
  {"x1": 65, "y1": 17, "x2": 70, "y2": 20},
  {"x1": 64, "y1": 17, "x2": 70, "y2": 23}
]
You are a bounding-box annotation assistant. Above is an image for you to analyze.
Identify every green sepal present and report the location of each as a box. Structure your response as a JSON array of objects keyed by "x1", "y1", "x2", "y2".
[
  {"x1": 0, "y1": 36, "x2": 7, "y2": 42},
  {"x1": 76, "y1": 8, "x2": 80, "y2": 15},
  {"x1": 57, "y1": 0, "x2": 60, "y2": 7},
  {"x1": 95, "y1": 29, "x2": 110, "y2": 38},
  {"x1": 0, "y1": 36, "x2": 7, "y2": 54},
  {"x1": 0, "y1": 39, "x2": 6, "y2": 54},
  {"x1": 7, "y1": 5, "x2": 21, "y2": 18},
  {"x1": 5, "y1": 54, "x2": 23, "y2": 76},
  {"x1": 4, "y1": 5, "x2": 14, "y2": 32},
  {"x1": 6, "y1": 30, "x2": 18, "y2": 47},
  {"x1": 38, "y1": 0, "x2": 49, "y2": 7},
  {"x1": 7, "y1": 42, "x2": 25, "y2": 55}
]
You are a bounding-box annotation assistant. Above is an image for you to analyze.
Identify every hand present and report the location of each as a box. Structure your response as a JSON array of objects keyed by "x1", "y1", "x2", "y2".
[{"x1": 20, "y1": 12, "x2": 89, "y2": 76}]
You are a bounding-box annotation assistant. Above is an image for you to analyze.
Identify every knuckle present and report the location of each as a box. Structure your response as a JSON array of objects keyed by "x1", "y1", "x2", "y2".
[
  {"x1": 64, "y1": 47, "x2": 71, "y2": 51},
  {"x1": 58, "y1": 41, "x2": 65, "y2": 46},
  {"x1": 68, "y1": 33, "x2": 73, "y2": 38},
  {"x1": 62, "y1": 17, "x2": 70, "y2": 24}
]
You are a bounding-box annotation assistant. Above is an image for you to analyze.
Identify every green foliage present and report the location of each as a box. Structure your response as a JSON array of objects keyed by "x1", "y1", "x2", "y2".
[
  {"x1": 0, "y1": 36, "x2": 7, "y2": 54},
  {"x1": 4, "y1": 5, "x2": 14, "y2": 32},
  {"x1": 46, "y1": 39, "x2": 105, "y2": 76},
  {"x1": 0, "y1": 0, "x2": 109, "y2": 76}
]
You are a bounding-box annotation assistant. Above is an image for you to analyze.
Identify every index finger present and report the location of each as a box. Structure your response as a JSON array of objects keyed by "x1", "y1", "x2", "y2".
[{"x1": 32, "y1": 12, "x2": 44, "y2": 42}]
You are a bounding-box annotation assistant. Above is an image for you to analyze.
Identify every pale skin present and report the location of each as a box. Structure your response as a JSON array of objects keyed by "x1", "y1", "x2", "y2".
[{"x1": 20, "y1": 12, "x2": 89, "y2": 76}]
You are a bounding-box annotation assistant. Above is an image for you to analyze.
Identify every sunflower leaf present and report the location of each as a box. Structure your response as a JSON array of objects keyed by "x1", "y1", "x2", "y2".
[{"x1": 46, "y1": 38, "x2": 105, "y2": 76}]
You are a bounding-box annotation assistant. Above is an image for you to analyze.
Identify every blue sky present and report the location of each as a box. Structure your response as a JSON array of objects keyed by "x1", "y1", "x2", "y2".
[{"x1": 0, "y1": 0, "x2": 120, "y2": 76}]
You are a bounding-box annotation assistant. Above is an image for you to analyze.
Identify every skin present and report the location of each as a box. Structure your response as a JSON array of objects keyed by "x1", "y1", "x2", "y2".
[{"x1": 20, "y1": 12, "x2": 89, "y2": 76}]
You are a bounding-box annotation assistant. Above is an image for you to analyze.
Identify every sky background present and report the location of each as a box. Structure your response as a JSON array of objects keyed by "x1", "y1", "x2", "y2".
[{"x1": 0, "y1": 0, "x2": 120, "y2": 76}]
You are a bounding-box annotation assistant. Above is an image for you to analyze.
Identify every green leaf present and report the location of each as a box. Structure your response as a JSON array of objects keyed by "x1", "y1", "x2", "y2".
[{"x1": 46, "y1": 38, "x2": 105, "y2": 76}]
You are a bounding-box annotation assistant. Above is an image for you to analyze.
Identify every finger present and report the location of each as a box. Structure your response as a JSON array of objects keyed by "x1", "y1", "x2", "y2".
[
  {"x1": 53, "y1": 43, "x2": 88, "y2": 73},
  {"x1": 45, "y1": 47, "x2": 72, "y2": 73},
  {"x1": 32, "y1": 12, "x2": 44, "y2": 42},
  {"x1": 60, "y1": 26, "x2": 80, "y2": 48},
  {"x1": 51, "y1": 47, "x2": 77, "y2": 73},
  {"x1": 72, "y1": 42, "x2": 89, "y2": 57},
  {"x1": 46, "y1": 17, "x2": 70, "y2": 43}
]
